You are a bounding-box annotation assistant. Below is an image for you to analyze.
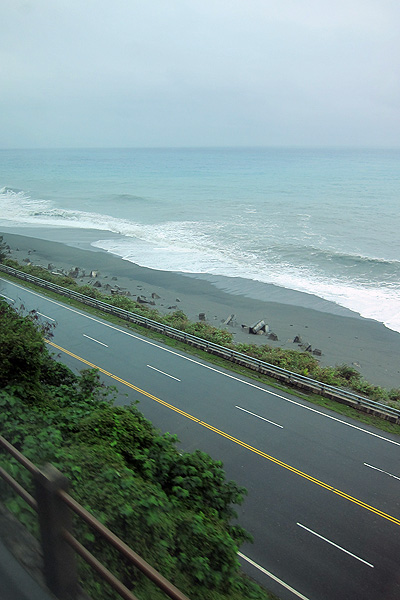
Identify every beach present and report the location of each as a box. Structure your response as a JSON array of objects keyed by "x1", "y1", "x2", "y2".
[{"x1": 1, "y1": 227, "x2": 400, "y2": 390}]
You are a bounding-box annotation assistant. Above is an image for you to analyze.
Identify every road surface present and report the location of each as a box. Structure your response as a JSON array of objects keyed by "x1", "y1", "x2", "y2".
[{"x1": 2, "y1": 278, "x2": 400, "y2": 600}]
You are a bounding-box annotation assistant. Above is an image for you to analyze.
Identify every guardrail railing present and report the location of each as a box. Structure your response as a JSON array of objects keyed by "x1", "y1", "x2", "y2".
[
  {"x1": 1, "y1": 263, "x2": 399, "y2": 423},
  {"x1": 0, "y1": 435, "x2": 190, "y2": 600}
]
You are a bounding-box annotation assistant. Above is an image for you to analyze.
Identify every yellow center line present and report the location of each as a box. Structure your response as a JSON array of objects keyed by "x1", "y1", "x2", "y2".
[{"x1": 47, "y1": 339, "x2": 400, "y2": 527}]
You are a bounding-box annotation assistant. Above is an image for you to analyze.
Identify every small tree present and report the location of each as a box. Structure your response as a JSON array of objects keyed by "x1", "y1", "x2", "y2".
[{"x1": 0, "y1": 236, "x2": 8, "y2": 262}]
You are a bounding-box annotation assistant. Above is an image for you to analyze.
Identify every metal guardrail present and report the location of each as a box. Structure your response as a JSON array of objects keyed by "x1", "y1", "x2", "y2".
[
  {"x1": 1, "y1": 263, "x2": 399, "y2": 423},
  {"x1": 0, "y1": 435, "x2": 190, "y2": 600}
]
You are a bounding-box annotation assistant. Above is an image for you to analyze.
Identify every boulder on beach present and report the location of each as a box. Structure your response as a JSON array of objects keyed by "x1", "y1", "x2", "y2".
[{"x1": 249, "y1": 320, "x2": 267, "y2": 334}]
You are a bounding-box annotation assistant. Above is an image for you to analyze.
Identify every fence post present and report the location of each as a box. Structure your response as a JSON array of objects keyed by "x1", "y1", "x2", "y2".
[{"x1": 34, "y1": 463, "x2": 78, "y2": 600}]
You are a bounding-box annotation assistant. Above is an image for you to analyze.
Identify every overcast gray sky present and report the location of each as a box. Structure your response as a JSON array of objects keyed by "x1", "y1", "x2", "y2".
[{"x1": 1, "y1": 0, "x2": 399, "y2": 148}]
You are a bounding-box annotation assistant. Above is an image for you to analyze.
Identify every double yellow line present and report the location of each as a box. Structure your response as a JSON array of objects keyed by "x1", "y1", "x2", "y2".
[{"x1": 47, "y1": 340, "x2": 400, "y2": 528}]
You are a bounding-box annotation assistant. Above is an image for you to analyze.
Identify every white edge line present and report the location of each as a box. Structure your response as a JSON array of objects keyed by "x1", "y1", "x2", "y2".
[
  {"x1": 147, "y1": 365, "x2": 181, "y2": 381},
  {"x1": 297, "y1": 523, "x2": 374, "y2": 568},
  {"x1": 4, "y1": 278, "x2": 400, "y2": 449},
  {"x1": 37, "y1": 312, "x2": 55, "y2": 322},
  {"x1": 236, "y1": 405, "x2": 283, "y2": 428},
  {"x1": 0, "y1": 293, "x2": 14, "y2": 302},
  {"x1": 238, "y1": 552, "x2": 311, "y2": 600},
  {"x1": 364, "y1": 463, "x2": 400, "y2": 481},
  {"x1": 83, "y1": 334, "x2": 108, "y2": 347}
]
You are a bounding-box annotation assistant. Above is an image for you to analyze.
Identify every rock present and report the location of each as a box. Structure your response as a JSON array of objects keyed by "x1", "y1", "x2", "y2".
[
  {"x1": 47, "y1": 263, "x2": 54, "y2": 270},
  {"x1": 305, "y1": 344, "x2": 312, "y2": 352},
  {"x1": 150, "y1": 300, "x2": 156, "y2": 305},
  {"x1": 176, "y1": 298, "x2": 181, "y2": 302},
  {"x1": 23, "y1": 257, "x2": 30, "y2": 263},
  {"x1": 93, "y1": 281, "x2": 102, "y2": 288},
  {"x1": 152, "y1": 292, "x2": 161, "y2": 299},
  {"x1": 223, "y1": 314, "x2": 235, "y2": 326},
  {"x1": 68, "y1": 267, "x2": 80, "y2": 278},
  {"x1": 268, "y1": 332, "x2": 279, "y2": 341},
  {"x1": 112, "y1": 276, "x2": 118, "y2": 281},
  {"x1": 313, "y1": 348, "x2": 322, "y2": 356},
  {"x1": 199, "y1": 313, "x2": 206, "y2": 321},
  {"x1": 168, "y1": 305, "x2": 178, "y2": 310},
  {"x1": 293, "y1": 335, "x2": 302, "y2": 343},
  {"x1": 249, "y1": 320, "x2": 267, "y2": 334}
]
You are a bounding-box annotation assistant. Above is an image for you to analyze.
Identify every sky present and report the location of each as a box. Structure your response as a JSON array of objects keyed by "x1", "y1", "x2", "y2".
[{"x1": 1, "y1": 0, "x2": 399, "y2": 148}]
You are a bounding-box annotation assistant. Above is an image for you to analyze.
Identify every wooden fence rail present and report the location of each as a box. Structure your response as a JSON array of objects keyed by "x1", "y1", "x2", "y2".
[{"x1": 0, "y1": 435, "x2": 190, "y2": 600}]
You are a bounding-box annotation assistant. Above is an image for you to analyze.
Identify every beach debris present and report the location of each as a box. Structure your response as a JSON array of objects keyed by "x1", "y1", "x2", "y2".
[
  {"x1": 305, "y1": 344, "x2": 312, "y2": 352},
  {"x1": 313, "y1": 348, "x2": 322, "y2": 356},
  {"x1": 249, "y1": 320, "x2": 268, "y2": 334},
  {"x1": 168, "y1": 305, "x2": 178, "y2": 310},
  {"x1": 293, "y1": 335, "x2": 302, "y2": 344},
  {"x1": 199, "y1": 313, "x2": 206, "y2": 321},
  {"x1": 90, "y1": 270, "x2": 98, "y2": 278},
  {"x1": 176, "y1": 298, "x2": 181, "y2": 302},
  {"x1": 68, "y1": 267, "x2": 80, "y2": 278},
  {"x1": 223, "y1": 314, "x2": 235, "y2": 326},
  {"x1": 268, "y1": 332, "x2": 279, "y2": 341},
  {"x1": 152, "y1": 292, "x2": 161, "y2": 299}
]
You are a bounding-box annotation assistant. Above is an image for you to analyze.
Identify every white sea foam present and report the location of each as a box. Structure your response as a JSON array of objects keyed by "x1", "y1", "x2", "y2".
[
  {"x1": 91, "y1": 236, "x2": 400, "y2": 334},
  {"x1": 2, "y1": 184, "x2": 400, "y2": 334}
]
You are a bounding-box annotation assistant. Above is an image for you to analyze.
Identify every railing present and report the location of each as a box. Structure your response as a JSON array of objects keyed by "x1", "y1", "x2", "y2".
[
  {"x1": 0, "y1": 435, "x2": 190, "y2": 600},
  {"x1": 1, "y1": 263, "x2": 399, "y2": 423}
]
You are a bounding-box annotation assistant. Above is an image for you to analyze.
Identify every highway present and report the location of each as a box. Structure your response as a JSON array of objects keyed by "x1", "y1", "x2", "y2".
[{"x1": 1, "y1": 277, "x2": 400, "y2": 600}]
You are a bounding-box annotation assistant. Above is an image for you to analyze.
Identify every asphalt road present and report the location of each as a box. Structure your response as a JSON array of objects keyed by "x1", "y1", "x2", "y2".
[{"x1": 2, "y1": 278, "x2": 400, "y2": 600}]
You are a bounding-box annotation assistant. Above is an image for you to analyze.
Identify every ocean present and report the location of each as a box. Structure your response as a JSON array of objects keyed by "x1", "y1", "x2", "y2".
[{"x1": 1, "y1": 147, "x2": 399, "y2": 332}]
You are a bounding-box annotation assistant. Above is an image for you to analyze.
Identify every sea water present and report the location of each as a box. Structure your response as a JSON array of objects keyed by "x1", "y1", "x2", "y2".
[{"x1": 1, "y1": 147, "x2": 399, "y2": 332}]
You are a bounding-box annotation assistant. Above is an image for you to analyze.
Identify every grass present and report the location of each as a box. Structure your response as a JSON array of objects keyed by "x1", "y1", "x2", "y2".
[{"x1": 2, "y1": 267, "x2": 400, "y2": 437}]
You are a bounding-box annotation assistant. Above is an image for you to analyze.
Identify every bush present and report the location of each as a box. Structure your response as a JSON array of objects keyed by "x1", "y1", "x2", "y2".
[{"x1": 0, "y1": 302, "x2": 270, "y2": 600}]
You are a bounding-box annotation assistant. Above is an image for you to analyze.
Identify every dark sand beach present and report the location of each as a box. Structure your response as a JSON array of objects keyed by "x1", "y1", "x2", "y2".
[{"x1": 1, "y1": 227, "x2": 400, "y2": 389}]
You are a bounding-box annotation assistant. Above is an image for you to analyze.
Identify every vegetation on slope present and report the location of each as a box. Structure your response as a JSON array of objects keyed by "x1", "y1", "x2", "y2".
[{"x1": 0, "y1": 299, "x2": 273, "y2": 600}]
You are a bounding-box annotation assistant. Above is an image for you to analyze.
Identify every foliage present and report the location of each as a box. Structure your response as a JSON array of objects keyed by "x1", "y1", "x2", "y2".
[
  {"x1": 0, "y1": 300, "x2": 56, "y2": 401},
  {"x1": 4, "y1": 258, "x2": 399, "y2": 408},
  {"x1": 0, "y1": 302, "x2": 271, "y2": 600},
  {"x1": 0, "y1": 235, "x2": 8, "y2": 262}
]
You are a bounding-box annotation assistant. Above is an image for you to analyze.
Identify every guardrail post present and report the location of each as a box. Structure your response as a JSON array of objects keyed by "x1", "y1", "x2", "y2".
[{"x1": 34, "y1": 464, "x2": 78, "y2": 600}]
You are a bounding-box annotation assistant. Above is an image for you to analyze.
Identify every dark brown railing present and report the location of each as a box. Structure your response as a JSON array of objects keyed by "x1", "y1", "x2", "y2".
[{"x1": 0, "y1": 435, "x2": 190, "y2": 600}]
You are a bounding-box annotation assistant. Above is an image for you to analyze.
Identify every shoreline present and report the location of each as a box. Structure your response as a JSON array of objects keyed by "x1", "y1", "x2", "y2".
[{"x1": 1, "y1": 227, "x2": 400, "y2": 389}]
